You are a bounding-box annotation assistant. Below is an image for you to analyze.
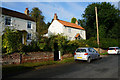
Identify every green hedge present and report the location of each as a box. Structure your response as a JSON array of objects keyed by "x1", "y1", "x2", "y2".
[{"x1": 85, "y1": 37, "x2": 120, "y2": 48}]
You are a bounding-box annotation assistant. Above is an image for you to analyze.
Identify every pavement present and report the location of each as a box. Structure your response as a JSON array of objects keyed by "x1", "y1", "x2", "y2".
[{"x1": 2, "y1": 55, "x2": 120, "y2": 80}]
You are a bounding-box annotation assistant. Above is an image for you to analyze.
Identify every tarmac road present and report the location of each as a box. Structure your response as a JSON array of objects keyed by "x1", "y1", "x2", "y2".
[{"x1": 3, "y1": 55, "x2": 120, "y2": 80}]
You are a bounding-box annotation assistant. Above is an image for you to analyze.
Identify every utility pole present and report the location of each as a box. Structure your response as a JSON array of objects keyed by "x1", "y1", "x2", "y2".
[{"x1": 95, "y1": 7, "x2": 100, "y2": 53}]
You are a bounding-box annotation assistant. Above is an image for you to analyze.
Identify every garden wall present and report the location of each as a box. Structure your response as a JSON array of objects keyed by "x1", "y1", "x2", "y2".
[
  {"x1": 2, "y1": 52, "x2": 73, "y2": 65},
  {"x1": 2, "y1": 52, "x2": 54, "y2": 65}
]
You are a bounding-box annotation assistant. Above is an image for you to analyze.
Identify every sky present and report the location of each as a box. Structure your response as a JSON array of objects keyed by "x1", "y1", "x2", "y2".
[{"x1": 1, "y1": 1, "x2": 119, "y2": 23}]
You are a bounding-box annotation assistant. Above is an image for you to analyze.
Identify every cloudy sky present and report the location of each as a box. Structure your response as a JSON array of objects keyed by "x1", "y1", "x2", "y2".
[{"x1": 1, "y1": 0, "x2": 119, "y2": 23}]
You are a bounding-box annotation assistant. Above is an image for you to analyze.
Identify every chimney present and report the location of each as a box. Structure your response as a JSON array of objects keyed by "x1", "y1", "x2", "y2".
[
  {"x1": 54, "y1": 13, "x2": 58, "y2": 20},
  {"x1": 75, "y1": 20, "x2": 78, "y2": 25},
  {"x1": 24, "y1": 8, "x2": 29, "y2": 15}
]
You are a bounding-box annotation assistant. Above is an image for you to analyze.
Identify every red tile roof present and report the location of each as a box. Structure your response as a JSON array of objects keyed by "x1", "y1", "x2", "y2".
[
  {"x1": 75, "y1": 33, "x2": 80, "y2": 38},
  {"x1": 57, "y1": 20, "x2": 85, "y2": 30}
]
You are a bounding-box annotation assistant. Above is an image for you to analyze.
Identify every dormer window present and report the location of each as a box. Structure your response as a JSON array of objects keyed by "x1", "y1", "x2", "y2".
[
  {"x1": 27, "y1": 21, "x2": 31, "y2": 29},
  {"x1": 5, "y1": 17, "x2": 11, "y2": 26}
]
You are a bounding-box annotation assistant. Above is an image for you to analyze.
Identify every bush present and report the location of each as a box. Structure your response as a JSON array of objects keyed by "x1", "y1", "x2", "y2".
[
  {"x1": 48, "y1": 34, "x2": 88, "y2": 55},
  {"x1": 99, "y1": 38, "x2": 118, "y2": 48},
  {"x1": 66, "y1": 40, "x2": 88, "y2": 54},
  {"x1": 2, "y1": 27, "x2": 22, "y2": 54},
  {"x1": 86, "y1": 37, "x2": 98, "y2": 48},
  {"x1": 86, "y1": 37, "x2": 119, "y2": 48}
]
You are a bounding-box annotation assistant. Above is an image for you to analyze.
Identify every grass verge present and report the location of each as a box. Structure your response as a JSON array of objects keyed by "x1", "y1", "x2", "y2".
[
  {"x1": 100, "y1": 52, "x2": 108, "y2": 55},
  {"x1": 3, "y1": 57, "x2": 74, "y2": 76}
]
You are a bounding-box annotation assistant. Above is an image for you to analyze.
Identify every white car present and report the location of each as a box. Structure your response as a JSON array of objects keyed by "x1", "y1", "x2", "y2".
[
  {"x1": 107, "y1": 47, "x2": 120, "y2": 54},
  {"x1": 74, "y1": 47, "x2": 100, "y2": 63}
]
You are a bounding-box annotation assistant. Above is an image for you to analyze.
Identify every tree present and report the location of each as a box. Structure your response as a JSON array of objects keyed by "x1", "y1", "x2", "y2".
[
  {"x1": 71, "y1": 17, "x2": 77, "y2": 23},
  {"x1": 78, "y1": 19, "x2": 86, "y2": 27},
  {"x1": 30, "y1": 7, "x2": 48, "y2": 39},
  {"x1": 82, "y1": 2, "x2": 119, "y2": 39}
]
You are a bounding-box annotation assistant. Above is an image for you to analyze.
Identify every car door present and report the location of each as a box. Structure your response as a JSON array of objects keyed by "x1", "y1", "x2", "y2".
[
  {"x1": 92, "y1": 48, "x2": 97, "y2": 59},
  {"x1": 88, "y1": 48, "x2": 94, "y2": 59}
]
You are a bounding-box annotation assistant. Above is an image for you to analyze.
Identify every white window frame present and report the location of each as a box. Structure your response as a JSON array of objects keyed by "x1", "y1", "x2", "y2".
[
  {"x1": 27, "y1": 21, "x2": 32, "y2": 29},
  {"x1": 5, "y1": 16, "x2": 12, "y2": 26}
]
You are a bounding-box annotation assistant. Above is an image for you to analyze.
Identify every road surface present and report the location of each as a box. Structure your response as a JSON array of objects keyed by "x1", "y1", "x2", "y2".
[{"x1": 3, "y1": 55, "x2": 120, "y2": 80}]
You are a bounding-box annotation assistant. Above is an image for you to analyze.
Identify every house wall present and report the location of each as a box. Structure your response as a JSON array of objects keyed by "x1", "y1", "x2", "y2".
[
  {"x1": 48, "y1": 20, "x2": 86, "y2": 40},
  {"x1": 1, "y1": 14, "x2": 36, "y2": 43},
  {"x1": 48, "y1": 20, "x2": 64, "y2": 36},
  {"x1": 63, "y1": 26, "x2": 86, "y2": 40}
]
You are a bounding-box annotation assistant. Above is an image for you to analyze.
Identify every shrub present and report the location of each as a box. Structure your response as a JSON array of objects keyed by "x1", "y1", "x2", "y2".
[
  {"x1": 86, "y1": 37, "x2": 98, "y2": 48},
  {"x1": 86, "y1": 37, "x2": 119, "y2": 48},
  {"x1": 2, "y1": 27, "x2": 22, "y2": 54}
]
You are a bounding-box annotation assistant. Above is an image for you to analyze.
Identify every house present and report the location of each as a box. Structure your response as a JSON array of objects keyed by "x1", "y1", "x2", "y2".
[
  {"x1": 0, "y1": 7, "x2": 36, "y2": 45},
  {"x1": 47, "y1": 13, "x2": 86, "y2": 40}
]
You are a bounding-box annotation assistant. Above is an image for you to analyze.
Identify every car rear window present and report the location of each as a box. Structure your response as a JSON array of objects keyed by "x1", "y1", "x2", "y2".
[
  {"x1": 116, "y1": 48, "x2": 120, "y2": 49},
  {"x1": 76, "y1": 49, "x2": 86, "y2": 52},
  {"x1": 109, "y1": 48, "x2": 115, "y2": 50}
]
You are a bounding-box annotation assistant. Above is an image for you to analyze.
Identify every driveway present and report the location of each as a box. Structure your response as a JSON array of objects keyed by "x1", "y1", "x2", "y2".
[{"x1": 3, "y1": 55, "x2": 120, "y2": 80}]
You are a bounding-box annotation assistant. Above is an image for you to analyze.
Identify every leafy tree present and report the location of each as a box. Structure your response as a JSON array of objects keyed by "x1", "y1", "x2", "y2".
[
  {"x1": 82, "y1": 2, "x2": 119, "y2": 39},
  {"x1": 30, "y1": 7, "x2": 48, "y2": 39},
  {"x1": 71, "y1": 17, "x2": 77, "y2": 23},
  {"x1": 78, "y1": 19, "x2": 86, "y2": 27}
]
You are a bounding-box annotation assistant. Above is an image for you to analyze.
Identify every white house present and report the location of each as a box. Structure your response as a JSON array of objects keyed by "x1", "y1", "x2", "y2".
[
  {"x1": 0, "y1": 7, "x2": 36, "y2": 45},
  {"x1": 48, "y1": 13, "x2": 86, "y2": 40}
]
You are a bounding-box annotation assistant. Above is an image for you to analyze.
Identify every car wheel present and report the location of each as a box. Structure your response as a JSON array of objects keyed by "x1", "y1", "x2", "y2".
[
  {"x1": 97, "y1": 55, "x2": 100, "y2": 59},
  {"x1": 87, "y1": 57, "x2": 91, "y2": 63},
  {"x1": 75, "y1": 59, "x2": 77, "y2": 61}
]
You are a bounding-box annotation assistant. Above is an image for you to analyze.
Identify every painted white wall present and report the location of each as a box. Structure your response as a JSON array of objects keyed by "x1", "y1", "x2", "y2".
[
  {"x1": 63, "y1": 26, "x2": 86, "y2": 40},
  {"x1": 48, "y1": 20, "x2": 64, "y2": 37},
  {"x1": 1, "y1": 14, "x2": 36, "y2": 41},
  {"x1": 48, "y1": 20, "x2": 86, "y2": 40}
]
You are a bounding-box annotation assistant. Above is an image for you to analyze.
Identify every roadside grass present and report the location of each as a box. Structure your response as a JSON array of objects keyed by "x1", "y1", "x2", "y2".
[
  {"x1": 3, "y1": 57, "x2": 74, "y2": 76},
  {"x1": 100, "y1": 52, "x2": 108, "y2": 55}
]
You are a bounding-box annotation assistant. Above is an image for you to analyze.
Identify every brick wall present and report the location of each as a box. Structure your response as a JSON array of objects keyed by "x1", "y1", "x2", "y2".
[
  {"x1": 2, "y1": 52, "x2": 73, "y2": 65},
  {"x1": 2, "y1": 52, "x2": 54, "y2": 65}
]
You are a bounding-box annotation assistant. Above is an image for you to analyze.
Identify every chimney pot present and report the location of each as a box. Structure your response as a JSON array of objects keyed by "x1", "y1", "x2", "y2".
[
  {"x1": 54, "y1": 13, "x2": 58, "y2": 20},
  {"x1": 75, "y1": 20, "x2": 78, "y2": 25},
  {"x1": 24, "y1": 8, "x2": 29, "y2": 16}
]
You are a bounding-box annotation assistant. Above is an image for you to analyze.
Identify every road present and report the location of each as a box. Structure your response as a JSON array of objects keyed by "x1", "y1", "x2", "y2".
[{"x1": 3, "y1": 55, "x2": 120, "y2": 80}]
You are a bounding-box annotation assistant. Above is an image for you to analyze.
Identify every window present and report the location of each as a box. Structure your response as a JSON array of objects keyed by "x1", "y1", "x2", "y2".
[
  {"x1": 88, "y1": 48, "x2": 93, "y2": 52},
  {"x1": 5, "y1": 17, "x2": 11, "y2": 25},
  {"x1": 68, "y1": 28, "x2": 71, "y2": 33},
  {"x1": 76, "y1": 49, "x2": 86, "y2": 52},
  {"x1": 27, "y1": 33, "x2": 32, "y2": 40},
  {"x1": 27, "y1": 21, "x2": 31, "y2": 28}
]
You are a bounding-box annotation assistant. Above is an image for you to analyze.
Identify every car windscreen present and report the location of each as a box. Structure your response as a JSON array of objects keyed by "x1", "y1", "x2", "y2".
[{"x1": 76, "y1": 49, "x2": 86, "y2": 52}]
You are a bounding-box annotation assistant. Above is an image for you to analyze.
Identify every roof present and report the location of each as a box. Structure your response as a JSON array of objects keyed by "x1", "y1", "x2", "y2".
[
  {"x1": 109, "y1": 47, "x2": 119, "y2": 48},
  {"x1": 57, "y1": 20, "x2": 85, "y2": 30},
  {"x1": 75, "y1": 33, "x2": 80, "y2": 38},
  {"x1": 1, "y1": 7, "x2": 35, "y2": 22}
]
